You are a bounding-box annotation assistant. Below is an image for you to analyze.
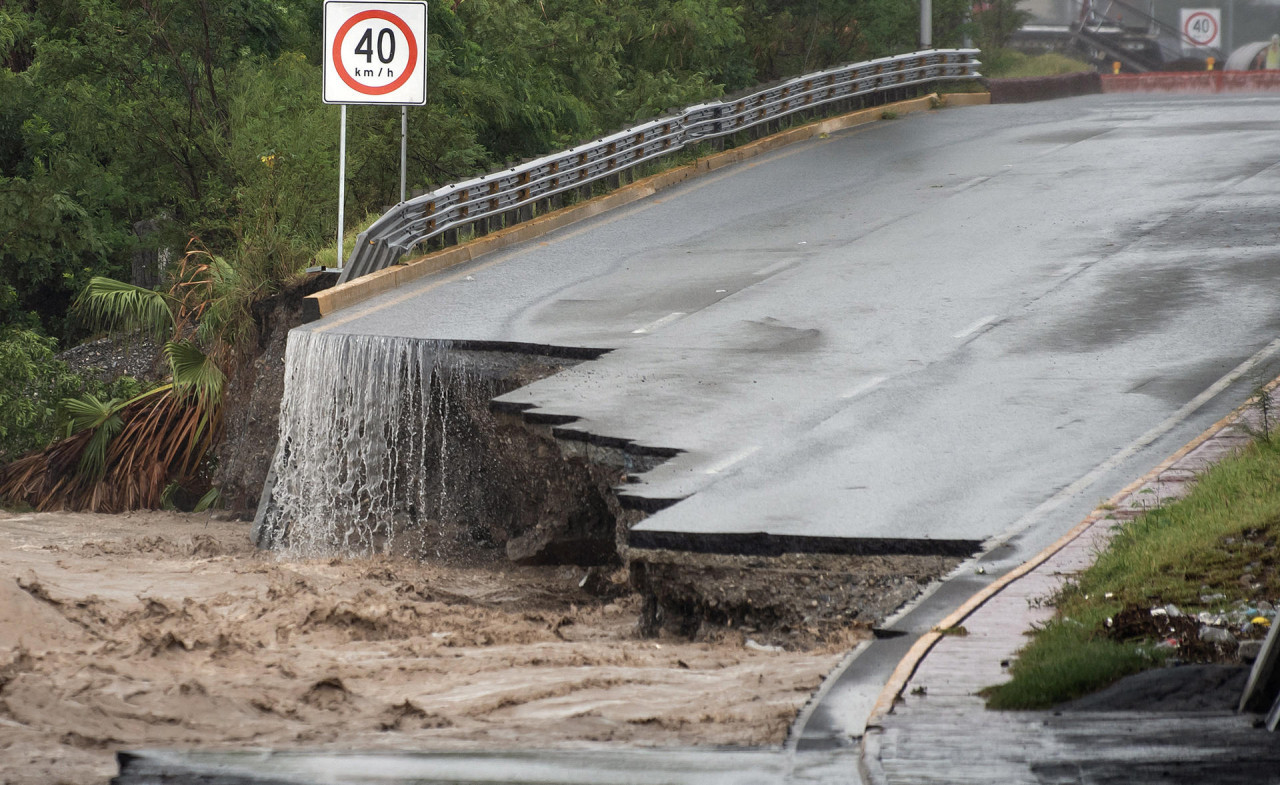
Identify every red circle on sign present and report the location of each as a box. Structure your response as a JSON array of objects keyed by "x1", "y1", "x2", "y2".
[
  {"x1": 332, "y1": 10, "x2": 418, "y2": 96},
  {"x1": 1183, "y1": 12, "x2": 1218, "y2": 46}
]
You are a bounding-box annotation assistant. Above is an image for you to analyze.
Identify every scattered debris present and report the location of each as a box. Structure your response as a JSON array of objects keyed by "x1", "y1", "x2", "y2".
[{"x1": 1109, "y1": 598, "x2": 1278, "y2": 665}]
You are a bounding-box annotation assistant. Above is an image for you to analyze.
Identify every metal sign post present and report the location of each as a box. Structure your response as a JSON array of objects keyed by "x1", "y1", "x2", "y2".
[
  {"x1": 338, "y1": 105, "x2": 347, "y2": 271},
  {"x1": 323, "y1": 0, "x2": 427, "y2": 269}
]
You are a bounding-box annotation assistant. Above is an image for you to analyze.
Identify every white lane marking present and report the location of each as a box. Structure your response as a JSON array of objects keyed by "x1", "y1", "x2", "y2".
[
  {"x1": 704, "y1": 446, "x2": 761, "y2": 475},
  {"x1": 840, "y1": 375, "x2": 888, "y2": 400},
  {"x1": 631, "y1": 312, "x2": 687, "y2": 334},
  {"x1": 754, "y1": 259, "x2": 794, "y2": 276},
  {"x1": 954, "y1": 176, "x2": 990, "y2": 192},
  {"x1": 953, "y1": 314, "x2": 1000, "y2": 340},
  {"x1": 987, "y1": 335, "x2": 1280, "y2": 548}
]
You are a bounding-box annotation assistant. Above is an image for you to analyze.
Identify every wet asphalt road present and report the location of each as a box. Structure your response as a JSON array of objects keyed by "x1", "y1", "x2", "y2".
[
  {"x1": 309, "y1": 93, "x2": 1280, "y2": 555},
  {"x1": 132, "y1": 94, "x2": 1280, "y2": 783}
]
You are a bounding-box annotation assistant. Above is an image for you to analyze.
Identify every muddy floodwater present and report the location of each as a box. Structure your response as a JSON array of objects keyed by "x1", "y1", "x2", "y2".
[{"x1": 0, "y1": 510, "x2": 861, "y2": 785}]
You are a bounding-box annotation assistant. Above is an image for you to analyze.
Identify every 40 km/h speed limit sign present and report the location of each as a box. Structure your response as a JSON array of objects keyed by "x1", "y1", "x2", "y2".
[
  {"x1": 324, "y1": 1, "x2": 427, "y2": 105},
  {"x1": 1180, "y1": 8, "x2": 1221, "y2": 54}
]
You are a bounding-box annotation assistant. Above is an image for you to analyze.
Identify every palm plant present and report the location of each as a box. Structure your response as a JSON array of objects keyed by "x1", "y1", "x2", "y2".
[{"x1": 0, "y1": 245, "x2": 235, "y2": 512}]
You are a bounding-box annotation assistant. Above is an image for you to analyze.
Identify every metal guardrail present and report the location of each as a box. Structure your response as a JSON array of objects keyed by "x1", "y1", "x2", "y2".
[{"x1": 337, "y1": 49, "x2": 982, "y2": 283}]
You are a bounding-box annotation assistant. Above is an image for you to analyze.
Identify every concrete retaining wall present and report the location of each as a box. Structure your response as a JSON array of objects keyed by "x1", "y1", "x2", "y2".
[{"x1": 988, "y1": 72, "x2": 1102, "y2": 103}]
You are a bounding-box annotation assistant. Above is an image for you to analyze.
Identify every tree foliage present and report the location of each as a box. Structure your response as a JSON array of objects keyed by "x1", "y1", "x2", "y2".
[
  {"x1": 0, "y1": 322, "x2": 142, "y2": 464},
  {"x1": 973, "y1": 0, "x2": 1031, "y2": 52},
  {"x1": 0, "y1": 327, "x2": 87, "y2": 463}
]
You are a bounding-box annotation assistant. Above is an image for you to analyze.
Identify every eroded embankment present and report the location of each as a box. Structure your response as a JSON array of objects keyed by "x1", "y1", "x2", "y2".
[
  {"x1": 631, "y1": 551, "x2": 961, "y2": 643},
  {"x1": 256, "y1": 332, "x2": 629, "y2": 566},
  {"x1": 256, "y1": 331, "x2": 964, "y2": 639}
]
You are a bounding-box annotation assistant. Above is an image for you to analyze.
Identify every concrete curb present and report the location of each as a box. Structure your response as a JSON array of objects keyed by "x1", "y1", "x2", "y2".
[
  {"x1": 937, "y1": 91, "x2": 991, "y2": 108},
  {"x1": 303, "y1": 91, "x2": 990, "y2": 321},
  {"x1": 861, "y1": 374, "x2": 1280, "y2": 735}
]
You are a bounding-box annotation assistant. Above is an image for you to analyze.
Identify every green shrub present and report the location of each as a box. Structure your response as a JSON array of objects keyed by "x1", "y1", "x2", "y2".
[
  {"x1": 0, "y1": 329, "x2": 82, "y2": 461},
  {"x1": 982, "y1": 48, "x2": 1094, "y2": 78},
  {"x1": 0, "y1": 327, "x2": 141, "y2": 463}
]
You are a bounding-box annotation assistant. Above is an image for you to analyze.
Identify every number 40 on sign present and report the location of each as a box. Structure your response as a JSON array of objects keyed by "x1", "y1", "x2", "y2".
[
  {"x1": 1179, "y1": 8, "x2": 1221, "y2": 54},
  {"x1": 324, "y1": 0, "x2": 427, "y2": 105}
]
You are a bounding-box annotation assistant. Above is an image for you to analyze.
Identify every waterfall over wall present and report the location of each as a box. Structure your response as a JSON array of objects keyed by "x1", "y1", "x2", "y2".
[
  {"x1": 254, "y1": 329, "x2": 626, "y2": 565},
  {"x1": 255, "y1": 331, "x2": 469, "y2": 556}
]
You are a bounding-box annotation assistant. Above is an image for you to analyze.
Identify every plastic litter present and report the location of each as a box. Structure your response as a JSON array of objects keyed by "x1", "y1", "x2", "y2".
[{"x1": 1199, "y1": 625, "x2": 1237, "y2": 645}]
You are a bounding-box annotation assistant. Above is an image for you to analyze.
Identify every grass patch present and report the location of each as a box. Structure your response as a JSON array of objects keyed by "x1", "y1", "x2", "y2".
[
  {"x1": 982, "y1": 48, "x2": 1094, "y2": 78},
  {"x1": 983, "y1": 436, "x2": 1280, "y2": 710},
  {"x1": 313, "y1": 212, "x2": 383, "y2": 269},
  {"x1": 983, "y1": 618, "x2": 1160, "y2": 709},
  {"x1": 935, "y1": 79, "x2": 988, "y2": 95}
]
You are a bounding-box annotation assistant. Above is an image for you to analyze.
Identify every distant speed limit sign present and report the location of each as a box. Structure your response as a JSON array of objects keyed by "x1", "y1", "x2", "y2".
[
  {"x1": 1180, "y1": 8, "x2": 1220, "y2": 53},
  {"x1": 324, "y1": 1, "x2": 426, "y2": 104}
]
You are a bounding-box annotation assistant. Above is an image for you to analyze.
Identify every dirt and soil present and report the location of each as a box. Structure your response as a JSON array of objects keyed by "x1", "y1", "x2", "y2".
[
  {"x1": 0, "y1": 510, "x2": 865, "y2": 785},
  {"x1": 631, "y1": 550, "x2": 960, "y2": 641},
  {"x1": 212, "y1": 272, "x2": 335, "y2": 514}
]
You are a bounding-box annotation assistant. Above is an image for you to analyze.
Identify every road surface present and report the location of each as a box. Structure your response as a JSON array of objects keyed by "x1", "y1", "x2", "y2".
[{"x1": 308, "y1": 93, "x2": 1280, "y2": 557}]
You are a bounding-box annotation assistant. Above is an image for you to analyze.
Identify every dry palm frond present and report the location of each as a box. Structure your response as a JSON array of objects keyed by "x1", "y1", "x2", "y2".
[{"x1": 0, "y1": 385, "x2": 222, "y2": 513}]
